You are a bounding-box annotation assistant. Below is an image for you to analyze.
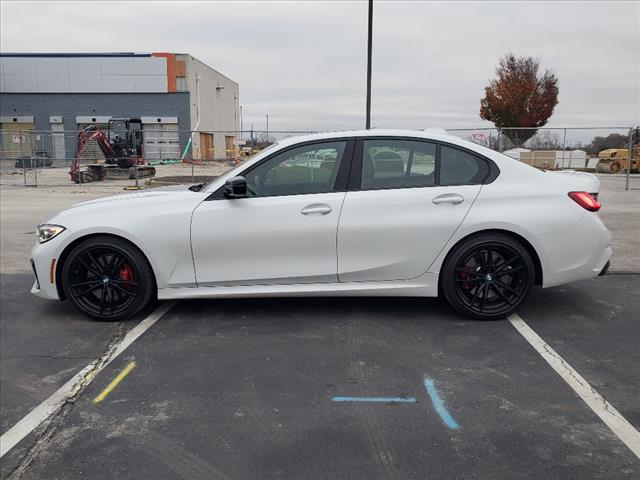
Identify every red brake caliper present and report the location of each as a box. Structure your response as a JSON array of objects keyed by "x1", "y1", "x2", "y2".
[
  {"x1": 458, "y1": 268, "x2": 472, "y2": 289},
  {"x1": 118, "y1": 265, "x2": 134, "y2": 288}
]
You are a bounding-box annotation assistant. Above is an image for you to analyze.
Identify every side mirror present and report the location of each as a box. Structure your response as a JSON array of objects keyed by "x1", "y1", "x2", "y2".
[{"x1": 224, "y1": 176, "x2": 247, "y2": 198}]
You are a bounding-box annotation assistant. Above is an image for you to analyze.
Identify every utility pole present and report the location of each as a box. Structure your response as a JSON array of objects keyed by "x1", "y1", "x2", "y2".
[
  {"x1": 365, "y1": 0, "x2": 373, "y2": 129},
  {"x1": 266, "y1": 114, "x2": 269, "y2": 143}
]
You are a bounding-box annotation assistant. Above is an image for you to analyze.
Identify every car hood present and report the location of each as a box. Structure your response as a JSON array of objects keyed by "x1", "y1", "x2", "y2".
[
  {"x1": 72, "y1": 184, "x2": 193, "y2": 208},
  {"x1": 42, "y1": 184, "x2": 205, "y2": 227}
]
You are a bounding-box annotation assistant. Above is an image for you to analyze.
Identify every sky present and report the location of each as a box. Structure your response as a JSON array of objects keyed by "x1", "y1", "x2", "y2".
[{"x1": 1, "y1": 0, "x2": 638, "y2": 132}]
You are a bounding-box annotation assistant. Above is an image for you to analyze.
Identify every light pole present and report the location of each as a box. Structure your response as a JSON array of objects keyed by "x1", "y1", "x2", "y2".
[{"x1": 365, "y1": 0, "x2": 373, "y2": 129}]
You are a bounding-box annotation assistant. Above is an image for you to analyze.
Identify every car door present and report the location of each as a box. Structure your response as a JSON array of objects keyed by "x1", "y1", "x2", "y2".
[
  {"x1": 337, "y1": 138, "x2": 489, "y2": 282},
  {"x1": 191, "y1": 139, "x2": 354, "y2": 286}
]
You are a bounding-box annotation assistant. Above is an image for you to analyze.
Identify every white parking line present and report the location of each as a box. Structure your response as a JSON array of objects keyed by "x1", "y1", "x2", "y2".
[
  {"x1": 0, "y1": 301, "x2": 175, "y2": 458},
  {"x1": 509, "y1": 313, "x2": 640, "y2": 460}
]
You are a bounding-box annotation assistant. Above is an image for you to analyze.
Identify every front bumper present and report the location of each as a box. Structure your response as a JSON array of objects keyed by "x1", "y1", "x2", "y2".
[
  {"x1": 30, "y1": 259, "x2": 41, "y2": 290},
  {"x1": 30, "y1": 237, "x2": 66, "y2": 300}
]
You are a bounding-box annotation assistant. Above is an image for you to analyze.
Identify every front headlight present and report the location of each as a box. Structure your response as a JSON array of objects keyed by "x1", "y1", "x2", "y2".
[{"x1": 36, "y1": 224, "x2": 66, "y2": 244}]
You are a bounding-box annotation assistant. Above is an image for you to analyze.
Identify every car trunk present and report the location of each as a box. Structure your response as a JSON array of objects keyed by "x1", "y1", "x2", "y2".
[{"x1": 546, "y1": 170, "x2": 600, "y2": 197}]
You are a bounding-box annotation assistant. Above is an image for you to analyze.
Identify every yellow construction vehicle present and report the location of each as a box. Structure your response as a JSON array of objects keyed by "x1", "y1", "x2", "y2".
[{"x1": 595, "y1": 128, "x2": 640, "y2": 174}]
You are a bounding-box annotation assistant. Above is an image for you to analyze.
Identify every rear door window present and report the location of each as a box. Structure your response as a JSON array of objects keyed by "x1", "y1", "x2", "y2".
[
  {"x1": 440, "y1": 146, "x2": 490, "y2": 185},
  {"x1": 361, "y1": 139, "x2": 436, "y2": 189}
]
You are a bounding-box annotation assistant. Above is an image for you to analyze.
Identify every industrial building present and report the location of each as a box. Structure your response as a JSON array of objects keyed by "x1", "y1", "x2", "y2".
[{"x1": 0, "y1": 52, "x2": 240, "y2": 161}]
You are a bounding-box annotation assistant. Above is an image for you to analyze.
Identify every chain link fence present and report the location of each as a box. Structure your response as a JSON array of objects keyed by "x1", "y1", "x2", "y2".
[
  {"x1": 1, "y1": 126, "x2": 637, "y2": 190},
  {"x1": 447, "y1": 126, "x2": 636, "y2": 170},
  {"x1": 0, "y1": 129, "x2": 314, "y2": 189}
]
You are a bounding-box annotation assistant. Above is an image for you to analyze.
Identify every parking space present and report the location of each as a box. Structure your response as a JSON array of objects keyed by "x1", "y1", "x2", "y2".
[
  {"x1": 1, "y1": 275, "x2": 638, "y2": 479},
  {"x1": 517, "y1": 274, "x2": 640, "y2": 428},
  {"x1": 0, "y1": 272, "x2": 154, "y2": 477},
  {"x1": 0, "y1": 273, "x2": 124, "y2": 433}
]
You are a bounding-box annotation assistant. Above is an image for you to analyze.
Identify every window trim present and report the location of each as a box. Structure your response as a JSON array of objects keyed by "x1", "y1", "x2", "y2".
[
  {"x1": 347, "y1": 136, "x2": 500, "y2": 192},
  {"x1": 207, "y1": 138, "x2": 356, "y2": 200}
]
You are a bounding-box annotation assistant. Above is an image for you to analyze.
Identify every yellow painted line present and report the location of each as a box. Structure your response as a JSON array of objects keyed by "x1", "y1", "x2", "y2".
[
  {"x1": 93, "y1": 361, "x2": 137, "y2": 404},
  {"x1": 1, "y1": 302, "x2": 174, "y2": 458}
]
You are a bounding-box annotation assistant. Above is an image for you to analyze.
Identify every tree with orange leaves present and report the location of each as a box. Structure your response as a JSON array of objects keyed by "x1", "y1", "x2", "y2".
[{"x1": 480, "y1": 53, "x2": 559, "y2": 147}]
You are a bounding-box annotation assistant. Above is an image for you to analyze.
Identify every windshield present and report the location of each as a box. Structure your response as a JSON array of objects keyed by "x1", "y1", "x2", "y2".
[{"x1": 194, "y1": 142, "x2": 280, "y2": 192}]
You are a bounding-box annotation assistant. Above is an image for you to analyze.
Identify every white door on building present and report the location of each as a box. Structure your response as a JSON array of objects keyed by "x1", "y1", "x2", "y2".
[
  {"x1": 142, "y1": 121, "x2": 180, "y2": 161},
  {"x1": 51, "y1": 123, "x2": 66, "y2": 160}
]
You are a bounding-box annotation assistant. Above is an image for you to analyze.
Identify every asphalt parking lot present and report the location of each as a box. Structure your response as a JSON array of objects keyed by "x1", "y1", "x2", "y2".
[
  {"x1": 2, "y1": 273, "x2": 639, "y2": 479},
  {"x1": 1, "y1": 175, "x2": 639, "y2": 479}
]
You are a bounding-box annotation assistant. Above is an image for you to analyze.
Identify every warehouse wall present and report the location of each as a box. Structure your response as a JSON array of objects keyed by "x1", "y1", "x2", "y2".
[
  {"x1": 185, "y1": 56, "x2": 239, "y2": 159},
  {"x1": 0, "y1": 55, "x2": 168, "y2": 93},
  {"x1": 0, "y1": 92, "x2": 190, "y2": 159}
]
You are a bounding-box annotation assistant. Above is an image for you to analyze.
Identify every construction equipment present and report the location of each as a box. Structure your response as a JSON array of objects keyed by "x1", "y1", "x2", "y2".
[
  {"x1": 595, "y1": 128, "x2": 640, "y2": 174},
  {"x1": 70, "y1": 118, "x2": 156, "y2": 183}
]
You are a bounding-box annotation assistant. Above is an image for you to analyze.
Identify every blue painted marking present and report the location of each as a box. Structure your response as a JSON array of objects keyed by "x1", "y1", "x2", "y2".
[
  {"x1": 332, "y1": 396, "x2": 417, "y2": 403},
  {"x1": 424, "y1": 379, "x2": 460, "y2": 430}
]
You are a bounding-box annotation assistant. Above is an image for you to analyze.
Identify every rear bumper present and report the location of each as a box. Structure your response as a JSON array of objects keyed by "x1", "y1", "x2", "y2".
[
  {"x1": 539, "y1": 212, "x2": 612, "y2": 288},
  {"x1": 598, "y1": 260, "x2": 610, "y2": 276}
]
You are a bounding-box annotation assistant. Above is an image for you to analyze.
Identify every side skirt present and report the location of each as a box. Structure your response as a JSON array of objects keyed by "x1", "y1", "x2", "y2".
[{"x1": 158, "y1": 274, "x2": 439, "y2": 300}]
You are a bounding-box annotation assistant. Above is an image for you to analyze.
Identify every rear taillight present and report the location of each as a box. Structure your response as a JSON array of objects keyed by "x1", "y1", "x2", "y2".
[{"x1": 568, "y1": 191, "x2": 601, "y2": 212}]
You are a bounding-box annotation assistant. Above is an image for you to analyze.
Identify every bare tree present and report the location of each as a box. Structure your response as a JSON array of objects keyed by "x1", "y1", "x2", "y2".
[{"x1": 529, "y1": 131, "x2": 562, "y2": 150}]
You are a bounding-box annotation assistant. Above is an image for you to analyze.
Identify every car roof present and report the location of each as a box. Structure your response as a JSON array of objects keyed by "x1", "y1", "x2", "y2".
[
  {"x1": 271, "y1": 128, "x2": 537, "y2": 178},
  {"x1": 277, "y1": 128, "x2": 458, "y2": 144}
]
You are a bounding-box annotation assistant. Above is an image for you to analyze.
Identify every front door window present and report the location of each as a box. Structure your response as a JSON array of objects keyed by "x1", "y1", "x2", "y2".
[{"x1": 243, "y1": 141, "x2": 347, "y2": 197}]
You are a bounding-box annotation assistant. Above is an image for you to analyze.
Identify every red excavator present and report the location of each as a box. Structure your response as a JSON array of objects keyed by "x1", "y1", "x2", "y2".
[{"x1": 70, "y1": 118, "x2": 155, "y2": 183}]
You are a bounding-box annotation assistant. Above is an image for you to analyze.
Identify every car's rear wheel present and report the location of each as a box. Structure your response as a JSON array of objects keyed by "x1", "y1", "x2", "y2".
[
  {"x1": 61, "y1": 236, "x2": 155, "y2": 321},
  {"x1": 441, "y1": 233, "x2": 534, "y2": 320}
]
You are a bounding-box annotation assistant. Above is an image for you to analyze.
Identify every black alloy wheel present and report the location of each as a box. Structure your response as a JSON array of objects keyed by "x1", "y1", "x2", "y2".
[
  {"x1": 441, "y1": 234, "x2": 535, "y2": 320},
  {"x1": 62, "y1": 236, "x2": 155, "y2": 321}
]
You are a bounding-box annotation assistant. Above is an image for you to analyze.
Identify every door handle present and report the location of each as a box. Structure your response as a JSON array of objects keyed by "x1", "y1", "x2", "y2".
[
  {"x1": 301, "y1": 203, "x2": 332, "y2": 215},
  {"x1": 432, "y1": 193, "x2": 464, "y2": 205}
]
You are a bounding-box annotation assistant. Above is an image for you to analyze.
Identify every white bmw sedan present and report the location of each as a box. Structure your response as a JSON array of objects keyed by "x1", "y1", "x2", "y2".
[{"x1": 31, "y1": 129, "x2": 611, "y2": 321}]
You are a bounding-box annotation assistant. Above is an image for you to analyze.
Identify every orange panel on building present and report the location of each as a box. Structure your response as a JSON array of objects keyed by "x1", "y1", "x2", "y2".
[{"x1": 152, "y1": 52, "x2": 179, "y2": 92}]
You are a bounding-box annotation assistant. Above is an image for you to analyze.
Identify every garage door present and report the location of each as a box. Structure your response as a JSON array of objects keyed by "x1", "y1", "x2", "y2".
[
  {"x1": 0, "y1": 121, "x2": 35, "y2": 159},
  {"x1": 143, "y1": 122, "x2": 180, "y2": 161}
]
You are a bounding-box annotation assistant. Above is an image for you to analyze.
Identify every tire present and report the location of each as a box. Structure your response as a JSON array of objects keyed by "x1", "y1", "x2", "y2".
[
  {"x1": 440, "y1": 233, "x2": 535, "y2": 321},
  {"x1": 61, "y1": 236, "x2": 156, "y2": 321}
]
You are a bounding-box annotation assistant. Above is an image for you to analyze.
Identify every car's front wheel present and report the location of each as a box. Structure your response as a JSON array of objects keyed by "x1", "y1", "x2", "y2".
[
  {"x1": 441, "y1": 233, "x2": 535, "y2": 320},
  {"x1": 61, "y1": 236, "x2": 155, "y2": 321}
]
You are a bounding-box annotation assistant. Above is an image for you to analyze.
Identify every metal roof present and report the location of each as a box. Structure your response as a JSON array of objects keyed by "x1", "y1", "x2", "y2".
[{"x1": 0, "y1": 52, "x2": 153, "y2": 58}]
